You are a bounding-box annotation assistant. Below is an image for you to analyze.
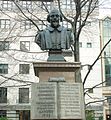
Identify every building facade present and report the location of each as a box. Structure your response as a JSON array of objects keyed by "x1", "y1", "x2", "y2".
[
  {"x1": 80, "y1": 19, "x2": 103, "y2": 119},
  {"x1": 0, "y1": 0, "x2": 103, "y2": 120},
  {"x1": 99, "y1": 17, "x2": 111, "y2": 120}
]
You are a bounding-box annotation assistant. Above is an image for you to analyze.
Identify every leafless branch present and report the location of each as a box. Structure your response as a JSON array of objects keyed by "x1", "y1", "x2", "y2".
[
  {"x1": 13, "y1": 1, "x2": 40, "y2": 31},
  {"x1": 83, "y1": 39, "x2": 111, "y2": 85},
  {"x1": 0, "y1": 74, "x2": 34, "y2": 84},
  {"x1": 86, "y1": 98, "x2": 107, "y2": 106},
  {"x1": 84, "y1": 80, "x2": 106, "y2": 95}
]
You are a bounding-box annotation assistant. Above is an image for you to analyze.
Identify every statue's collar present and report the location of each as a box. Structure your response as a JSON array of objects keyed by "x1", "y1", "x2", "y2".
[{"x1": 46, "y1": 26, "x2": 63, "y2": 32}]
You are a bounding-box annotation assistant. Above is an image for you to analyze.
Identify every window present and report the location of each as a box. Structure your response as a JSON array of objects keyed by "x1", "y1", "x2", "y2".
[
  {"x1": 19, "y1": 64, "x2": 29, "y2": 74},
  {"x1": 0, "y1": 19, "x2": 10, "y2": 29},
  {"x1": 0, "y1": 87, "x2": 7, "y2": 103},
  {"x1": 19, "y1": 88, "x2": 29, "y2": 103},
  {"x1": 103, "y1": 18, "x2": 111, "y2": 87},
  {"x1": 79, "y1": 42, "x2": 82, "y2": 48},
  {"x1": 106, "y1": 96, "x2": 111, "y2": 104},
  {"x1": 0, "y1": 110, "x2": 6, "y2": 117},
  {"x1": 20, "y1": 1, "x2": 32, "y2": 10},
  {"x1": 41, "y1": 2, "x2": 52, "y2": 10},
  {"x1": 61, "y1": 0, "x2": 75, "y2": 10},
  {"x1": 1, "y1": 1, "x2": 13, "y2": 10},
  {"x1": 87, "y1": 42, "x2": 92, "y2": 48},
  {"x1": 0, "y1": 41, "x2": 9, "y2": 51},
  {"x1": 0, "y1": 64, "x2": 8, "y2": 74},
  {"x1": 20, "y1": 41, "x2": 30, "y2": 52},
  {"x1": 105, "y1": 64, "x2": 111, "y2": 86},
  {"x1": 88, "y1": 88, "x2": 93, "y2": 93},
  {"x1": 20, "y1": 20, "x2": 33, "y2": 30}
]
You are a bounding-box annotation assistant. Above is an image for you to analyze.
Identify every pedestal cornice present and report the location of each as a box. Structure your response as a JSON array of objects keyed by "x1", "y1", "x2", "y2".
[{"x1": 33, "y1": 62, "x2": 81, "y2": 82}]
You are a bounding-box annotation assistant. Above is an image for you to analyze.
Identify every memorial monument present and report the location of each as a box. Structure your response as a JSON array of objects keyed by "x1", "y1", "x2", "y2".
[
  {"x1": 31, "y1": 9, "x2": 86, "y2": 120},
  {"x1": 35, "y1": 9, "x2": 74, "y2": 61}
]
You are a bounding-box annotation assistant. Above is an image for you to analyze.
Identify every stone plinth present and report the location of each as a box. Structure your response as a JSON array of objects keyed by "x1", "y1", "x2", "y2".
[
  {"x1": 31, "y1": 61, "x2": 85, "y2": 120},
  {"x1": 31, "y1": 83, "x2": 85, "y2": 120},
  {"x1": 33, "y1": 62, "x2": 81, "y2": 82}
]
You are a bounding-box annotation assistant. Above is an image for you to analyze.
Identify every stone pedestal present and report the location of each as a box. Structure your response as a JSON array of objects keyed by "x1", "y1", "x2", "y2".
[
  {"x1": 31, "y1": 62, "x2": 86, "y2": 120},
  {"x1": 33, "y1": 62, "x2": 80, "y2": 82}
]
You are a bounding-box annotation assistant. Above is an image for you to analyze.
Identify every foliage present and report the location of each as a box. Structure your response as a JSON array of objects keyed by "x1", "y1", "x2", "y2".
[
  {"x1": 0, "y1": 117, "x2": 9, "y2": 120},
  {"x1": 86, "y1": 110, "x2": 95, "y2": 120},
  {"x1": 99, "y1": 116, "x2": 103, "y2": 120}
]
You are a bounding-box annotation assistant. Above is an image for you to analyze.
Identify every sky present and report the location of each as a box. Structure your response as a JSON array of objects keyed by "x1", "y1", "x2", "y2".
[{"x1": 99, "y1": 0, "x2": 111, "y2": 18}]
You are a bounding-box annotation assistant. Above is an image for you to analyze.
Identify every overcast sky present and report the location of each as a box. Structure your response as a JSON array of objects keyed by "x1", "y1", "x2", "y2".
[{"x1": 99, "y1": 0, "x2": 111, "y2": 18}]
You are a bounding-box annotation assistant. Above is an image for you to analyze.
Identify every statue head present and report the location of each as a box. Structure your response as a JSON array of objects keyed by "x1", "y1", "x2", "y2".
[{"x1": 47, "y1": 9, "x2": 63, "y2": 28}]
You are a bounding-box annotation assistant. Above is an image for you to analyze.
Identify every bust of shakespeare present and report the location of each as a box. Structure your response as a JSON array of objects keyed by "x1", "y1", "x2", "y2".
[{"x1": 35, "y1": 9, "x2": 74, "y2": 52}]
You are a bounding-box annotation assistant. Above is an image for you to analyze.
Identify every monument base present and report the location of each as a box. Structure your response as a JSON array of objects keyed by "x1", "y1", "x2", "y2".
[
  {"x1": 31, "y1": 83, "x2": 85, "y2": 120},
  {"x1": 32, "y1": 62, "x2": 86, "y2": 120},
  {"x1": 33, "y1": 62, "x2": 81, "y2": 82}
]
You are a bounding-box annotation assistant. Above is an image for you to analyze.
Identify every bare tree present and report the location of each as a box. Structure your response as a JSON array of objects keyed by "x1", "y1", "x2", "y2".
[
  {"x1": 0, "y1": 0, "x2": 110, "y2": 109},
  {"x1": 83, "y1": 39, "x2": 111, "y2": 85},
  {"x1": 8, "y1": 0, "x2": 100, "y2": 62},
  {"x1": 56, "y1": 0, "x2": 99, "y2": 61}
]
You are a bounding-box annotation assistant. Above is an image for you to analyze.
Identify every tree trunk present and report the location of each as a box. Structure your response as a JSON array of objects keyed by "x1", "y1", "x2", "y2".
[
  {"x1": 74, "y1": 39, "x2": 82, "y2": 83},
  {"x1": 74, "y1": 40, "x2": 80, "y2": 62}
]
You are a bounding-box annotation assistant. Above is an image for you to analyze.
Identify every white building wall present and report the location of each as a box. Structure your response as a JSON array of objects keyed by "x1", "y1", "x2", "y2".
[{"x1": 80, "y1": 20, "x2": 103, "y2": 106}]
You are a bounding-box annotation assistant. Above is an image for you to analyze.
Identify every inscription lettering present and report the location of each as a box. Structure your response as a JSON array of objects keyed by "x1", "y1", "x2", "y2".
[
  {"x1": 59, "y1": 83, "x2": 82, "y2": 119},
  {"x1": 31, "y1": 83, "x2": 84, "y2": 119},
  {"x1": 31, "y1": 83, "x2": 57, "y2": 119}
]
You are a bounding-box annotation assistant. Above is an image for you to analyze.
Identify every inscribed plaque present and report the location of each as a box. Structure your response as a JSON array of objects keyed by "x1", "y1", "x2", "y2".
[{"x1": 31, "y1": 83, "x2": 57, "y2": 119}]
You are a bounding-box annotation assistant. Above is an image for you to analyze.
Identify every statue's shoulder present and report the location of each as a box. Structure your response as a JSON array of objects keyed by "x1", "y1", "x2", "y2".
[
  {"x1": 38, "y1": 28, "x2": 50, "y2": 37},
  {"x1": 67, "y1": 28, "x2": 72, "y2": 31},
  {"x1": 39, "y1": 28, "x2": 49, "y2": 32},
  {"x1": 63, "y1": 27, "x2": 72, "y2": 32},
  {"x1": 38, "y1": 30, "x2": 44, "y2": 33},
  {"x1": 38, "y1": 29, "x2": 46, "y2": 35}
]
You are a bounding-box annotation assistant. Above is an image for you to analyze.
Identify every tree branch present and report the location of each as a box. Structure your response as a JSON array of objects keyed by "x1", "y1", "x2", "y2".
[
  {"x1": 86, "y1": 98, "x2": 107, "y2": 106},
  {"x1": 83, "y1": 39, "x2": 111, "y2": 85},
  {"x1": 13, "y1": 1, "x2": 40, "y2": 31}
]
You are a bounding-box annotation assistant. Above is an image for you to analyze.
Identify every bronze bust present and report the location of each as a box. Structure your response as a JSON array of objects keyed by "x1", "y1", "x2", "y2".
[{"x1": 35, "y1": 9, "x2": 74, "y2": 51}]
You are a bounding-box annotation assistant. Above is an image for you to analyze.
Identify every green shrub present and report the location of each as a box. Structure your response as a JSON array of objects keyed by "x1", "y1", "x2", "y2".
[
  {"x1": 0, "y1": 117, "x2": 9, "y2": 120},
  {"x1": 99, "y1": 116, "x2": 103, "y2": 120},
  {"x1": 86, "y1": 110, "x2": 95, "y2": 120}
]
